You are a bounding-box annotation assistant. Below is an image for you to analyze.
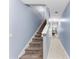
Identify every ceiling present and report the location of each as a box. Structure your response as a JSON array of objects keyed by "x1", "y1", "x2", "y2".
[{"x1": 21, "y1": 0, "x2": 69, "y2": 17}]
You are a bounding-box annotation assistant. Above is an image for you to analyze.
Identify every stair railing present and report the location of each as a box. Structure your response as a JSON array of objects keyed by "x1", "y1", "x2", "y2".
[{"x1": 42, "y1": 23, "x2": 51, "y2": 59}]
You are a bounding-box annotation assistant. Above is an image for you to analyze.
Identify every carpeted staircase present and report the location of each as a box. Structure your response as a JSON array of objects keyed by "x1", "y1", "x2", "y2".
[{"x1": 20, "y1": 20, "x2": 46, "y2": 59}]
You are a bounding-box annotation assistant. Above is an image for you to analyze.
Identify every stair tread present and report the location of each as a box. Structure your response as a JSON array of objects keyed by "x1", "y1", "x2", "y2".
[
  {"x1": 35, "y1": 35, "x2": 41, "y2": 37},
  {"x1": 32, "y1": 40, "x2": 42, "y2": 42},
  {"x1": 29, "y1": 43, "x2": 42, "y2": 47},
  {"x1": 25, "y1": 47, "x2": 42, "y2": 51},
  {"x1": 20, "y1": 54, "x2": 42, "y2": 59},
  {"x1": 36, "y1": 33, "x2": 41, "y2": 35},
  {"x1": 32, "y1": 37, "x2": 43, "y2": 42},
  {"x1": 32, "y1": 39, "x2": 42, "y2": 42},
  {"x1": 37, "y1": 32, "x2": 42, "y2": 34},
  {"x1": 30, "y1": 41, "x2": 42, "y2": 44},
  {"x1": 24, "y1": 51, "x2": 42, "y2": 55},
  {"x1": 33, "y1": 37, "x2": 43, "y2": 39},
  {"x1": 29, "y1": 44, "x2": 42, "y2": 47},
  {"x1": 28, "y1": 46, "x2": 42, "y2": 49}
]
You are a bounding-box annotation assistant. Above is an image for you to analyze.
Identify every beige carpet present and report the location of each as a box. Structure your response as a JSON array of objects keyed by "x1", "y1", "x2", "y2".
[{"x1": 47, "y1": 35, "x2": 69, "y2": 59}]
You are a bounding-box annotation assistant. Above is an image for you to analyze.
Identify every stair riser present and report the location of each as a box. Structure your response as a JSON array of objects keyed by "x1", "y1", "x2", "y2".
[
  {"x1": 35, "y1": 35, "x2": 41, "y2": 37},
  {"x1": 20, "y1": 54, "x2": 43, "y2": 59},
  {"x1": 29, "y1": 42, "x2": 43, "y2": 45},
  {"x1": 35, "y1": 34, "x2": 41, "y2": 37},
  {"x1": 37, "y1": 32, "x2": 42, "y2": 34},
  {"x1": 32, "y1": 39, "x2": 43, "y2": 42},
  {"x1": 25, "y1": 51, "x2": 42, "y2": 55},
  {"x1": 29, "y1": 44, "x2": 42, "y2": 47},
  {"x1": 29, "y1": 45, "x2": 42, "y2": 47}
]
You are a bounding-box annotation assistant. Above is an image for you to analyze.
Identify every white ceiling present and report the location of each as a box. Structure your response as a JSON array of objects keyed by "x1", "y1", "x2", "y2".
[{"x1": 21, "y1": 0, "x2": 69, "y2": 17}]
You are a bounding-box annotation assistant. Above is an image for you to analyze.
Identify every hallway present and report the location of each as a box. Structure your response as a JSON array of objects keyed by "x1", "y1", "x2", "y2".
[{"x1": 47, "y1": 35, "x2": 69, "y2": 59}]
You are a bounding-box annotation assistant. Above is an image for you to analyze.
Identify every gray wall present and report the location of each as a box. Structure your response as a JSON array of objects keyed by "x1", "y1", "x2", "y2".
[
  {"x1": 60, "y1": 3, "x2": 70, "y2": 56},
  {"x1": 9, "y1": 0, "x2": 42, "y2": 59}
]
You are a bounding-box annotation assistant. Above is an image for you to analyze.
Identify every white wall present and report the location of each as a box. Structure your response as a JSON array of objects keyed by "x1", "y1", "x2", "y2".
[{"x1": 9, "y1": 0, "x2": 43, "y2": 59}]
